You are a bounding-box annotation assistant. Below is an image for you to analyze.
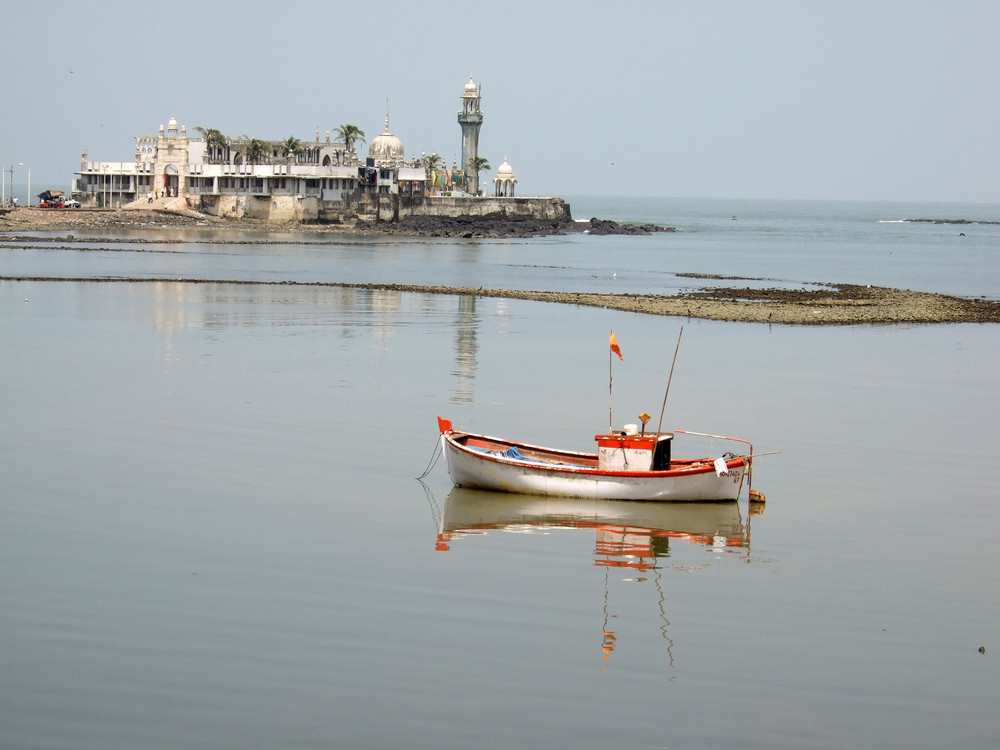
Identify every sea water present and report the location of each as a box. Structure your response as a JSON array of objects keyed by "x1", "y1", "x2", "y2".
[
  {"x1": 1, "y1": 198, "x2": 998, "y2": 749},
  {"x1": 5, "y1": 196, "x2": 1000, "y2": 300}
]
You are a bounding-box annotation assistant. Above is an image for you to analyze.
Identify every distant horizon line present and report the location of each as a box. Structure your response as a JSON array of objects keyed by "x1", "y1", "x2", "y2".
[{"x1": 561, "y1": 194, "x2": 1000, "y2": 207}]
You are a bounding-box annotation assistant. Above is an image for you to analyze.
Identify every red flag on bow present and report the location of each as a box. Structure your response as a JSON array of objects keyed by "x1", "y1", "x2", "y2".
[{"x1": 610, "y1": 331, "x2": 623, "y2": 361}]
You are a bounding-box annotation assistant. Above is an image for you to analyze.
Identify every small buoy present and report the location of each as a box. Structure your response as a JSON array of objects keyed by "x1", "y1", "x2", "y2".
[
  {"x1": 749, "y1": 489, "x2": 766, "y2": 503},
  {"x1": 24, "y1": 298, "x2": 29, "y2": 303},
  {"x1": 979, "y1": 646, "x2": 986, "y2": 654}
]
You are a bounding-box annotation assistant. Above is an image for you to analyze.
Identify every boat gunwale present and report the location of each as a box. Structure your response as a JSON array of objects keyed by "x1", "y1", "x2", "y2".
[{"x1": 445, "y1": 430, "x2": 748, "y2": 479}]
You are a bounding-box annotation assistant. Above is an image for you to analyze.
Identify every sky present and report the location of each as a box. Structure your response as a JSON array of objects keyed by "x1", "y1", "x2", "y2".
[{"x1": 1, "y1": 1, "x2": 998, "y2": 204}]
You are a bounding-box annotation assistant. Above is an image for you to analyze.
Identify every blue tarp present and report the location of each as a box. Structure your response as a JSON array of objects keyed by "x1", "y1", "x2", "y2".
[
  {"x1": 468, "y1": 444, "x2": 527, "y2": 460},
  {"x1": 468, "y1": 444, "x2": 574, "y2": 467},
  {"x1": 493, "y1": 446, "x2": 525, "y2": 460}
]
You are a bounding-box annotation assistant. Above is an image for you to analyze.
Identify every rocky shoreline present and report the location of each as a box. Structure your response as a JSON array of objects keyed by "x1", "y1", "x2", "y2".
[
  {"x1": 354, "y1": 215, "x2": 674, "y2": 238},
  {"x1": 0, "y1": 206, "x2": 672, "y2": 237},
  {"x1": 2, "y1": 206, "x2": 997, "y2": 325}
]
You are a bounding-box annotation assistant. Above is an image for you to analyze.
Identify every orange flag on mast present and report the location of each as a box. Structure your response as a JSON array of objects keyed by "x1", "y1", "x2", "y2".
[{"x1": 610, "y1": 331, "x2": 623, "y2": 361}]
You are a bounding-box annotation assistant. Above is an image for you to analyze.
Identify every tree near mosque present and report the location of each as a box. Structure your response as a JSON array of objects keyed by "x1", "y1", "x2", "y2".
[
  {"x1": 469, "y1": 156, "x2": 491, "y2": 192},
  {"x1": 241, "y1": 137, "x2": 272, "y2": 165},
  {"x1": 422, "y1": 152, "x2": 442, "y2": 174},
  {"x1": 280, "y1": 136, "x2": 304, "y2": 162},
  {"x1": 337, "y1": 124, "x2": 366, "y2": 154},
  {"x1": 196, "y1": 127, "x2": 230, "y2": 162}
]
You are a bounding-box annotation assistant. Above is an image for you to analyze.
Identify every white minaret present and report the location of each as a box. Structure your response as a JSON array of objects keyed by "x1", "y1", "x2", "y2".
[{"x1": 458, "y1": 77, "x2": 483, "y2": 195}]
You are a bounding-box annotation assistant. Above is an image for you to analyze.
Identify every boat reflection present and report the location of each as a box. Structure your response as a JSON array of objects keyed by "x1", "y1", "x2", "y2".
[
  {"x1": 434, "y1": 487, "x2": 753, "y2": 670},
  {"x1": 435, "y1": 487, "x2": 750, "y2": 563}
]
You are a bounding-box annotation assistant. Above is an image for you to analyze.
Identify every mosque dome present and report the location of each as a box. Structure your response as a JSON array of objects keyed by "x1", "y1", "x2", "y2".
[
  {"x1": 463, "y1": 77, "x2": 478, "y2": 96},
  {"x1": 168, "y1": 115, "x2": 178, "y2": 130},
  {"x1": 367, "y1": 117, "x2": 404, "y2": 167},
  {"x1": 495, "y1": 158, "x2": 516, "y2": 179}
]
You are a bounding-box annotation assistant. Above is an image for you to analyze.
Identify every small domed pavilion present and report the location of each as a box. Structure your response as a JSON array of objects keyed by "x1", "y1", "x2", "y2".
[{"x1": 493, "y1": 158, "x2": 517, "y2": 197}]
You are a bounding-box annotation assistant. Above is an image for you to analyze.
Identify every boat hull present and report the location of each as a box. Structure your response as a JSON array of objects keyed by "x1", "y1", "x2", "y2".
[{"x1": 441, "y1": 431, "x2": 748, "y2": 502}]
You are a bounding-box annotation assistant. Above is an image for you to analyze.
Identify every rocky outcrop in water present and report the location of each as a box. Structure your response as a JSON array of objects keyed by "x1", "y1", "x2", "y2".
[
  {"x1": 905, "y1": 218, "x2": 999, "y2": 225},
  {"x1": 583, "y1": 218, "x2": 675, "y2": 235}
]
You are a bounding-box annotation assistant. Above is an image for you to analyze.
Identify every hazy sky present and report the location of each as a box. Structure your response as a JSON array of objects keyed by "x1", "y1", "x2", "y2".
[{"x1": 2, "y1": 1, "x2": 997, "y2": 204}]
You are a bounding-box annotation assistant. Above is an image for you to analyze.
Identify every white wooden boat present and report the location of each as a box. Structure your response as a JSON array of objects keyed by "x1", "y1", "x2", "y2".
[{"x1": 437, "y1": 416, "x2": 754, "y2": 502}]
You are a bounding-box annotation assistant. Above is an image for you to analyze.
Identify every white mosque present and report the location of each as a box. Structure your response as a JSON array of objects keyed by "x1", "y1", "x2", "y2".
[{"x1": 71, "y1": 78, "x2": 550, "y2": 223}]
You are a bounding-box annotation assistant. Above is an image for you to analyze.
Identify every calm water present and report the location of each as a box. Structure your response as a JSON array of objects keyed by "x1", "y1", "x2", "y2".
[
  {"x1": 2, "y1": 198, "x2": 999, "y2": 749},
  {"x1": 5, "y1": 196, "x2": 1000, "y2": 299}
]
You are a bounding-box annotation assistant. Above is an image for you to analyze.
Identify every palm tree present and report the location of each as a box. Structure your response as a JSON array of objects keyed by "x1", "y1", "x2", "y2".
[
  {"x1": 196, "y1": 127, "x2": 230, "y2": 162},
  {"x1": 241, "y1": 137, "x2": 272, "y2": 165},
  {"x1": 469, "y1": 156, "x2": 491, "y2": 194},
  {"x1": 422, "y1": 152, "x2": 442, "y2": 171},
  {"x1": 421, "y1": 153, "x2": 443, "y2": 191},
  {"x1": 422, "y1": 152, "x2": 441, "y2": 178},
  {"x1": 337, "y1": 124, "x2": 366, "y2": 154},
  {"x1": 280, "y1": 136, "x2": 303, "y2": 163}
]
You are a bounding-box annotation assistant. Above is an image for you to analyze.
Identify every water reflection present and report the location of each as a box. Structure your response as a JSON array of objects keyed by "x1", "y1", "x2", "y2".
[
  {"x1": 121, "y1": 279, "x2": 486, "y2": 403},
  {"x1": 434, "y1": 487, "x2": 750, "y2": 669},
  {"x1": 452, "y1": 295, "x2": 479, "y2": 404},
  {"x1": 435, "y1": 488, "x2": 749, "y2": 557}
]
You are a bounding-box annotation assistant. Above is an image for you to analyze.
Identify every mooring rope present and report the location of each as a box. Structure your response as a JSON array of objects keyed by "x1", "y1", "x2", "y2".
[{"x1": 416, "y1": 435, "x2": 443, "y2": 480}]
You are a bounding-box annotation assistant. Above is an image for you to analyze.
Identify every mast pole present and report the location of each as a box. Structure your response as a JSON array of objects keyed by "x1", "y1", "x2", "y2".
[
  {"x1": 656, "y1": 327, "x2": 684, "y2": 436},
  {"x1": 608, "y1": 334, "x2": 613, "y2": 430}
]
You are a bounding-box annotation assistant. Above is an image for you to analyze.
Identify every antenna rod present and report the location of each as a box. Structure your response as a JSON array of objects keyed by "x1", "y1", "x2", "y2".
[{"x1": 656, "y1": 327, "x2": 684, "y2": 435}]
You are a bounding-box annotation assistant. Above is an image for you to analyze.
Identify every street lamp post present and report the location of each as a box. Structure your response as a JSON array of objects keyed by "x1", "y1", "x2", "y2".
[{"x1": 18, "y1": 163, "x2": 31, "y2": 207}]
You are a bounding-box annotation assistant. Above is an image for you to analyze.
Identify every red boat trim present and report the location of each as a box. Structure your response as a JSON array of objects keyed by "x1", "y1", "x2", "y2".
[{"x1": 445, "y1": 431, "x2": 747, "y2": 479}]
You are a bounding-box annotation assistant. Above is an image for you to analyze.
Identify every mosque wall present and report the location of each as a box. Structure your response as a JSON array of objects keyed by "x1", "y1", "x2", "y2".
[
  {"x1": 411, "y1": 196, "x2": 570, "y2": 221},
  {"x1": 193, "y1": 194, "x2": 320, "y2": 222},
  {"x1": 192, "y1": 193, "x2": 570, "y2": 224}
]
